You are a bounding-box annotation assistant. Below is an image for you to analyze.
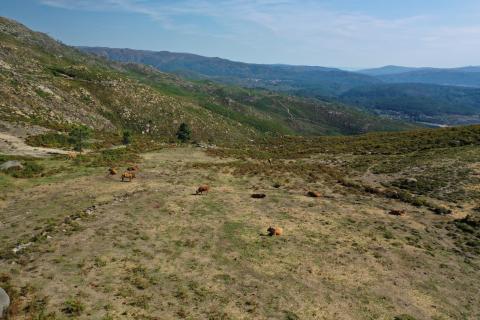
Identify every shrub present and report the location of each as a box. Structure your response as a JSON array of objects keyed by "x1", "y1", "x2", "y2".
[
  {"x1": 122, "y1": 130, "x2": 132, "y2": 145},
  {"x1": 26, "y1": 132, "x2": 70, "y2": 148},
  {"x1": 176, "y1": 122, "x2": 192, "y2": 143},
  {"x1": 6, "y1": 161, "x2": 44, "y2": 178},
  {"x1": 432, "y1": 206, "x2": 453, "y2": 215},
  {"x1": 62, "y1": 298, "x2": 84, "y2": 316}
]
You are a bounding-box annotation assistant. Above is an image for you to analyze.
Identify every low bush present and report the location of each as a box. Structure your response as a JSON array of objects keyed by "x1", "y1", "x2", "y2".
[
  {"x1": 5, "y1": 161, "x2": 44, "y2": 178},
  {"x1": 62, "y1": 298, "x2": 85, "y2": 316},
  {"x1": 26, "y1": 132, "x2": 70, "y2": 149}
]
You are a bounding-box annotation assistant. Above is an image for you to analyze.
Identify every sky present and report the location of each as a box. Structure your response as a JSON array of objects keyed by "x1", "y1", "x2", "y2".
[{"x1": 2, "y1": 0, "x2": 480, "y2": 68}]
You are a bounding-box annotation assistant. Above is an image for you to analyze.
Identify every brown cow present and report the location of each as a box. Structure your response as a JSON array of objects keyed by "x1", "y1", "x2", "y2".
[
  {"x1": 67, "y1": 151, "x2": 77, "y2": 160},
  {"x1": 267, "y1": 226, "x2": 283, "y2": 236},
  {"x1": 389, "y1": 209, "x2": 406, "y2": 216},
  {"x1": 108, "y1": 167, "x2": 117, "y2": 175},
  {"x1": 121, "y1": 171, "x2": 135, "y2": 182},
  {"x1": 196, "y1": 185, "x2": 210, "y2": 195},
  {"x1": 307, "y1": 191, "x2": 321, "y2": 198}
]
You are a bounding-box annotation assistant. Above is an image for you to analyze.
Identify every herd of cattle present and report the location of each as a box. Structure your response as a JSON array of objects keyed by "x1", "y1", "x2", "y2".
[
  {"x1": 105, "y1": 164, "x2": 283, "y2": 236},
  {"x1": 103, "y1": 162, "x2": 406, "y2": 238}
]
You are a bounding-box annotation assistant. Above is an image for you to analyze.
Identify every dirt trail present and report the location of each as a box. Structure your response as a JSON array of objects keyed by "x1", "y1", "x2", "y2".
[{"x1": 0, "y1": 132, "x2": 69, "y2": 157}]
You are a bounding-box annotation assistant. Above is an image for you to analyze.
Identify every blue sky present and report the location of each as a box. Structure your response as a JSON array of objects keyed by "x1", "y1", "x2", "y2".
[{"x1": 2, "y1": 0, "x2": 480, "y2": 68}]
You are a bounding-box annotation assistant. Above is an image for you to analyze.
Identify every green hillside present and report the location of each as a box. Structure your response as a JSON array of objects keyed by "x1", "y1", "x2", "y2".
[{"x1": 0, "y1": 16, "x2": 415, "y2": 142}]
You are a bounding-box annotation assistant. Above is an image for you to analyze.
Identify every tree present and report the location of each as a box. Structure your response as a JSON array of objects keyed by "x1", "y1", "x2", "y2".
[
  {"x1": 176, "y1": 122, "x2": 191, "y2": 143},
  {"x1": 122, "y1": 130, "x2": 132, "y2": 145},
  {"x1": 69, "y1": 125, "x2": 91, "y2": 152}
]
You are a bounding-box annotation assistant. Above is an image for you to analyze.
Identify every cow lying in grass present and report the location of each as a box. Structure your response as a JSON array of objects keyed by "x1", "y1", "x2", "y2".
[
  {"x1": 196, "y1": 185, "x2": 210, "y2": 195},
  {"x1": 108, "y1": 167, "x2": 117, "y2": 175},
  {"x1": 267, "y1": 226, "x2": 283, "y2": 236}
]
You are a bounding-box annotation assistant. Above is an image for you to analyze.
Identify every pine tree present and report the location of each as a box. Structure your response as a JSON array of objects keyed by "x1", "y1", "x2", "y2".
[
  {"x1": 69, "y1": 125, "x2": 91, "y2": 152},
  {"x1": 122, "y1": 130, "x2": 132, "y2": 145},
  {"x1": 176, "y1": 123, "x2": 192, "y2": 143}
]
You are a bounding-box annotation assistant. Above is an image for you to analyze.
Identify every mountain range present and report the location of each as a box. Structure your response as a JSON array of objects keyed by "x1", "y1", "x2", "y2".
[
  {"x1": 79, "y1": 47, "x2": 380, "y2": 97},
  {"x1": 0, "y1": 16, "x2": 413, "y2": 144},
  {"x1": 359, "y1": 65, "x2": 480, "y2": 87},
  {"x1": 361, "y1": 66, "x2": 480, "y2": 88},
  {"x1": 79, "y1": 47, "x2": 480, "y2": 126}
]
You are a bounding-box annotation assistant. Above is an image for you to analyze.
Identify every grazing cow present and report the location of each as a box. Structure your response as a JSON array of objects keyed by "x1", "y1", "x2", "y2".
[
  {"x1": 196, "y1": 185, "x2": 210, "y2": 195},
  {"x1": 267, "y1": 226, "x2": 283, "y2": 236},
  {"x1": 67, "y1": 151, "x2": 77, "y2": 160},
  {"x1": 108, "y1": 167, "x2": 117, "y2": 175},
  {"x1": 389, "y1": 209, "x2": 406, "y2": 216},
  {"x1": 251, "y1": 193, "x2": 266, "y2": 199},
  {"x1": 121, "y1": 171, "x2": 135, "y2": 182}
]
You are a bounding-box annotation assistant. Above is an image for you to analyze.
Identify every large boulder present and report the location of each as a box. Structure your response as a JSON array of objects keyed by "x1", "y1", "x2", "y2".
[
  {"x1": 0, "y1": 160, "x2": 23, "y2": 171},
  {"x1": 0, "y1": 287, "x2": 9, "y2": 318}
]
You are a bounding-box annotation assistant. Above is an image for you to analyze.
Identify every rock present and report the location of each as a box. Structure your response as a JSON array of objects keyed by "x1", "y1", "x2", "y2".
[
  {"x1": 12, "y1": 242, "x2": 33, "y2": 254},
  {"x1": 251, "y1": 193, "x2": 266, "y2": 199},
  {"x1": 405, "y1": 178, "x2": 417, "y2": 184},
  {"x1": 0, "y1": 287, "x2": 10, "y2": 318},
  {"x1": 0, "y1": 160, "x2": 23, "y2": 171}
]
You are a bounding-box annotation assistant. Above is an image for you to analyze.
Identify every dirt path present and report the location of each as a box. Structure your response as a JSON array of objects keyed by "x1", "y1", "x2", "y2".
[{"x1": 0, "y1": 132, "x2": 70, "y2": 157}]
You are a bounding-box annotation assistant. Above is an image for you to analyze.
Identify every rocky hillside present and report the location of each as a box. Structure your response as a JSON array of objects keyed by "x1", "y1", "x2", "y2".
[{"x1": 0, "y1": 17, "x2": 262, "y2": 143}]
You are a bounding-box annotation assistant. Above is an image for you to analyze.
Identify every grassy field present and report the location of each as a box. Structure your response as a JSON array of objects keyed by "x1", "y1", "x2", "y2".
[{"x1": 1, "y1": 139, "x2": 479, "y2": 319}]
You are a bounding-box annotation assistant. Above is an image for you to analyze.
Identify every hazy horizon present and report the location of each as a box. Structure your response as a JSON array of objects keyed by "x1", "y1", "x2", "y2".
[{"x1": 2, "y1": 0, "x2": 480, "y2": 69}]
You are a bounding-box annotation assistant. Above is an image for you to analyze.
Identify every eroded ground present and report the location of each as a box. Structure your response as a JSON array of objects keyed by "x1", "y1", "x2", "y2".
[{"x1": 0, "y1": 148, "x2": 479, "y2": 319}]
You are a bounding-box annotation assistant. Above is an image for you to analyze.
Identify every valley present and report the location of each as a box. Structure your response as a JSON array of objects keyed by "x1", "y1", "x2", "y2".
[{"x1": 80, "y1": 48, "x2": 480, "y2": 127}]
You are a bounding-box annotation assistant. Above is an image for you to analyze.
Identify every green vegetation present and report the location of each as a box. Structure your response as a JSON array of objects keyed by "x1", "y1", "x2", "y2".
[
  {"x1": 4, "y1": 161, "x2": 44, "y2": 178},
  {"x1": 25, "y1": 132, "x2": 70, "y2": 149},
  {"x1": 176, "y1": 122, "x2": 192, "y2": 143},
  {"x1": 340, "y1": 83, "x2": 480, "y2": 124},
  {"x1": 62, "y1": 297, "x2": 85, "y2": 316},
  {"x1": 122, "y1": 130, "x2": 132, "y2": 145}
]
